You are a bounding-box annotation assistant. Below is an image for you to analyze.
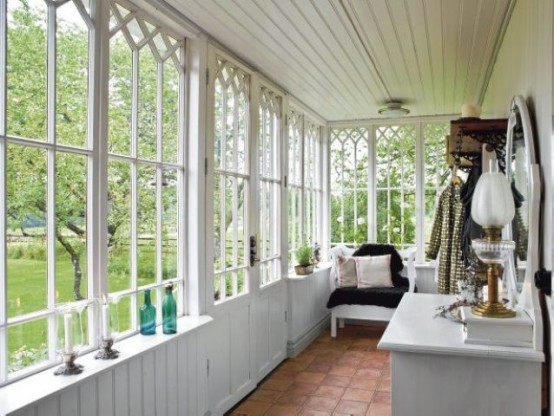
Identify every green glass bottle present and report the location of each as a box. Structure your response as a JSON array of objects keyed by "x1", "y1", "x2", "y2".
[
  {"x1": 162, "y1": 284, "x2": 177, "y2": 334},
  {"x1": 139, "y1": 289, "x2": 156, "y2": 335}
]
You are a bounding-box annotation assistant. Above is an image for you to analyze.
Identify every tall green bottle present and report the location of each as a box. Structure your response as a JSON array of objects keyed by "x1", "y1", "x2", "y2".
[
  {"x1": 162, "y1": 284, "x2": 177, "y2": 334},
  {"x1": 139, "y1": 289, "x2": 156, "y2": 335}
]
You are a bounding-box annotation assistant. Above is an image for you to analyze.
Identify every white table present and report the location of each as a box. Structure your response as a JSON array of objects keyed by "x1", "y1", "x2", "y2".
[{"x1": 378, "y1": 293, "x2": 544, "y2": 416}]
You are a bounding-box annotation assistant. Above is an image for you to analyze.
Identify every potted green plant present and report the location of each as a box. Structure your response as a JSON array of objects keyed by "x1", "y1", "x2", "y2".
[{"x1": 295, "y1": 245, "x2": 314, "y2": 275}]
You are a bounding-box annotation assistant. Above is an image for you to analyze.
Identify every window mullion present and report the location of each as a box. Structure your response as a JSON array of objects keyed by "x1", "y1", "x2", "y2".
[
  {"x1": 0, "y1": 0, "x2": 7, "y2": 384},
  {"x1": 130, "y1": 46, "x2": 139, "y2": 324},
  {"x1": 156, "y1": 62, "x2": 163, "y2": 288},
  {"x1": 46, "y1": 2, "x2": 57, "y2": 362},
  {"x1": 415, "y1": 122, "x2": 426, "y2": 262}
]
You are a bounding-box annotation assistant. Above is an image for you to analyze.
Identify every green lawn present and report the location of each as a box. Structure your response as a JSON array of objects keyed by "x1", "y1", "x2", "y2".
[{"x1": 6, "y1": 242, "x2": 178, "y2": 373}]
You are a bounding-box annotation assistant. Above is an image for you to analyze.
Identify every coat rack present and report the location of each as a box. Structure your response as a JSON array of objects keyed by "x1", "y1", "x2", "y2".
[{"x1": 448, "y1": 118, "x2": 508, "y2": 172}]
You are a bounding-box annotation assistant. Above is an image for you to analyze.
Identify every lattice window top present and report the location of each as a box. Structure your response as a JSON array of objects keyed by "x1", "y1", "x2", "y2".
[
  {"x1": 260, "y1": 88, "x2": 281, "y2": 117},
  {"x1": 330, "y1": 127, "x2": 368, "y2": 143},
  {"x1": 216, "y1": 58, "x2": 250, "y2": 95},
  {"x1": 110, "y1": 1, "x2": 182, "y2": 63}
]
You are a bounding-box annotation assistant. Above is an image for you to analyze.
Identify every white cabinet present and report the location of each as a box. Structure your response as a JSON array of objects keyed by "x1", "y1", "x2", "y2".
[
  {"x1": 379, "y1": 293, "x2": 544, "y2": 416},
  {"x1": 286, "y1": 266, "x2": 332, "y2": 357}
]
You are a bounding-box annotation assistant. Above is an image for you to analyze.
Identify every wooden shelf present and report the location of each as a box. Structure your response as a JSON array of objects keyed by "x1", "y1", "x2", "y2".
[{"x1": 448, "y1": 118, "x2": 508, "y2": 168}]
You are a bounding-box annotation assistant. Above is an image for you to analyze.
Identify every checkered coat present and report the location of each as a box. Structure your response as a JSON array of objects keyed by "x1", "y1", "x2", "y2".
[{"x1": 426, "y1": 183, "x2": 466, "y2": 294}]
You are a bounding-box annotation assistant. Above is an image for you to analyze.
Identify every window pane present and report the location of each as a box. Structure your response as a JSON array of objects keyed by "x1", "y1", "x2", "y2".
[
  {"x1": 162, "y1": 169, "x2": 178, "y2": 280},
  {"x1": 108, "y1": 31, "x2": 133, "y2": 155},
  {"x1": 56, "y1": 153, "x2": 88, "y2": 302},
  {"x1": 7, "y1": 0, "x2": 48, "y2": 140},
  {"x1": 212, "y1": 57, "x2": 249, "y2": 302},
  {"x1": 375, "y1": 125, "x2": 416, "y2": 248},
  {"x1": 138, "y1": 46, "x2": 158, "y2": 160},
  {"x1": 213, "y1": 173, "x2": 223, "y2": 273},
  {"x1": 329, "y1": 127, "x2": 369, "y2": 246},
  {"x1": 259, "y1": 88, "x2": 281, "y2": 285},
  {"x1": 8, "y1": 319, "x2": 49, "y2": 374},
  {"x1": 112, "y1": 294, "x2": 132, "y2": 336},
  {"x1": 56, "y1": 0, "x2": 89, "y2": 148},
  {"x1": 7, "y1": 145, "x2": 48, "y2": 317},
  {"x1": 162, "y1": 60, "x2": 180, "y2": 163},
  {"x1": 107, "y1": 160, "x2": 132, "y2": 292},
  {"x1": 137, "y1": 165, "x2": 157, "y2": 286}
]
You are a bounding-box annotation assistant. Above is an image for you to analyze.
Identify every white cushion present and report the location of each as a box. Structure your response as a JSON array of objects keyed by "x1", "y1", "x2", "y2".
[
  {"x1": 329, "y1": 245, "x2": 356, "y2": 291},
  {"x1": 337, "y1": 255, "x2": 358, "y2": 287},
  {"x1": 355, "y1": 255, "x2": 393, "y2": 288}
]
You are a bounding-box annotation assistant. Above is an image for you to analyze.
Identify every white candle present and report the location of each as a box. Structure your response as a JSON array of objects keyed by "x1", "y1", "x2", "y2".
[
  {"x1": 64, "y1": 312, "x2": 73, "y2": 353},
  {"x1": 102, "y1": 303, "x2": 110, "y2": 340}
]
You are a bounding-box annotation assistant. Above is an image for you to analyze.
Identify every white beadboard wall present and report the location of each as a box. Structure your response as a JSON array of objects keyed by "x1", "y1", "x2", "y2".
[
  {"x1": 2, "y1": 318, "x2": 211, "y2": 416},
  {"x1": 481, "y1": 0, "x2": 553, "y2": 270},
  {"x1": 481, "y1": 0, "x2": 553, "y2": 408}
]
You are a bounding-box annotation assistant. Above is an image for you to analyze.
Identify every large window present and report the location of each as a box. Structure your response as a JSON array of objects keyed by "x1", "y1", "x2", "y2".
[
  {"x1": 287, "y1": 108, "x2": 323, "y2": 268},
  {"x1": 375, "y1": 125, "x2": 416, "y2": 249},
  {"x1": 0, "y1": 0, "x2": 185, "y2": 384},
  {"x1": 330, "y1": 127, "x2": 369, "y2": 246},
  {"x1": 212, "y1": 57, "x2": 250, "y2": 303},
  {"x1": 106, "y1": 3, "x2": 185, "y2": 334},
  {"x1": 258, "y1": 88, "x2": 282, "y2": 286},
  {"x1": 329, "y1": 121, "x2": 450, "y2": 259}
]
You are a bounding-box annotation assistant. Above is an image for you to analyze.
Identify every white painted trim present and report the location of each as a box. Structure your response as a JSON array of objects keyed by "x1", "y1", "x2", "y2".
[
  {"x1": 329, "y1": 114, "x2": 457, "y2": 128},
  {"x1": 0, "y1": 315, "x2": 213, "y2": 416},
  {"x1": 287, "y1": 314, "x2": 330, "y2": 357},
  {"x1": 288, "y1": 98, "x2": 327, "y2": 127},
  {"x1": 185, "y1": 35, "x2": 208, "y2": 316},
  {"x1": 415, "y1": 122, "x2": 426, "y2": 262}
]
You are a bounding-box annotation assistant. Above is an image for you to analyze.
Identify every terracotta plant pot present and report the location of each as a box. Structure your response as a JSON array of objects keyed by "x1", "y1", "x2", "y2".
[{"x1": 294, "y1": 264, "x2": 314, "y2": 275}]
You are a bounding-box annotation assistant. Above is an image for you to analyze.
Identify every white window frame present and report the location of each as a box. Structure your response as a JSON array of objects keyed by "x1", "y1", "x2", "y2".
[
  {"x1": 258, "y1": 85, "x2": 282, "y2": 287},
  {"x1": 0, "y1": 0, "x2": 188, "y2": 386},
  {"x1": 106, "y1": 0, "x2": 187, "y2": 334},
  {"x1": 328, "y1": 117, "x2": 453, "y2": 262},
  {"x1": 286, "y1": 105, "x2": 324, "y2": 270}
]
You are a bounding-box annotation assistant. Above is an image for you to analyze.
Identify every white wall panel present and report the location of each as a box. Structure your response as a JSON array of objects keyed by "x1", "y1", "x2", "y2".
[
  {"x1": 256, "y1": 296, "x2": 270, "y2": 377},
  {"x1": 97, "y1": 372, "x2": 114, "y2": 416},
  {"x1": 128, "y1": 358, "x2": 143, "y2": 416},
  {"x1": 142, "y1": 352, "x2": 155, "y2": 416},
  {"x1": 9, "y1": 409, "x2": 35, "y2": 416},
  {"x1": 229, "y1": 305, "x2": 252, "y2": 395},
  {"x1": 3, "y1": 323, "x2": 211, "y2": 416},
  {"x1": 166, "y1": 342, "x2": 178, "y2": 416},
  {"x1": 38, "y1": 396, "x2": 59, "y2": 416},
  {"x1": 60, "y1": 387, "x2": 79, "y2": 416},
  {"x1": 155, "y1": 347, "x2": 168, "y2": 416},
  {"x1": 206, "y1": 315, "x2": 231, "y2": 412},
  {"x1": 482, "y1": 0, "x2": 553, "y2": 409},
  {"x1": 113, "y1": 365, "x2": 129, "y2": 416},
  {"x1": 287, "y1": 268, "x2": 332, "y2": 357},
  {"x1": 79, "y1": 379, "x2": 97, "y2": 416},
  {"x1": 268, "y1": 289, "x2": 285, "y2": 363}
]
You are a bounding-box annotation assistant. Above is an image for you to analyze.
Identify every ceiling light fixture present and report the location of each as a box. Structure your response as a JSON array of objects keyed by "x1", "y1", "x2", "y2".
[{"x1": 378, "y1": 101, "x2": 410, "y2": 118}]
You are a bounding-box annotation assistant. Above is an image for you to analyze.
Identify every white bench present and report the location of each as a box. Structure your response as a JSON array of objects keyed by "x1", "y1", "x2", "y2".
[{"x1": 328, "y1": 245, "x2": 416, "y2": 337}]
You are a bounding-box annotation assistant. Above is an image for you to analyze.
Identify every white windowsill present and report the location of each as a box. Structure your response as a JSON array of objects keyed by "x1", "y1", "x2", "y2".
[
  {"x1": 0, "y1": 315, "x2": 213, "y2": 416},
  {"x1": 286, "y1": 262, "x2": 332, "y2": 281}
]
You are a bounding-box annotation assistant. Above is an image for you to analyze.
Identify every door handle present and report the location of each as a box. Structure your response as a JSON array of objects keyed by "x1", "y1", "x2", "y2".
[{"x1": 250, "y1": 236, "x2": 260, "y2": 267}]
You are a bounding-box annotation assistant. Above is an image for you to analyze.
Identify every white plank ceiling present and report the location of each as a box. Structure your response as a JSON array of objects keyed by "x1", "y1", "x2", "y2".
[{"x1": 166, "y1": 0, "x2": 514, "y2": 121}]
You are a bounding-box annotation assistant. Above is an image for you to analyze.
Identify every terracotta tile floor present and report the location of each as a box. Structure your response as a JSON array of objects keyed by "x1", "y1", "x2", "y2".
[{"x1": 227, "y1": 325, "x2": 391, "y2": 416}]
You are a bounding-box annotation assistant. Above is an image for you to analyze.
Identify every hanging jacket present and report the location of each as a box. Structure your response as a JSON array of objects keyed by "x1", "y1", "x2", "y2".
[
  {"x1": 426, "y1": 183, "x2": 466, "y2": 294},
  {"x1": 460, "y1": 164, "x2": 483, "y2": 266}
]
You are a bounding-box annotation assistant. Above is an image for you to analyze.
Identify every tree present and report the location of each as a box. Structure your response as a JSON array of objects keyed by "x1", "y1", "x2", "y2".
[{"x1": 5, "y1": 1, "x2": 179, "y2": 300}]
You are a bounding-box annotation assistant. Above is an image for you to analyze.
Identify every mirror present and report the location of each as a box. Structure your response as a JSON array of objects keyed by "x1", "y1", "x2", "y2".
[{"x1": 505, "y1": 95, "x2": 540, "y2": 310}]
